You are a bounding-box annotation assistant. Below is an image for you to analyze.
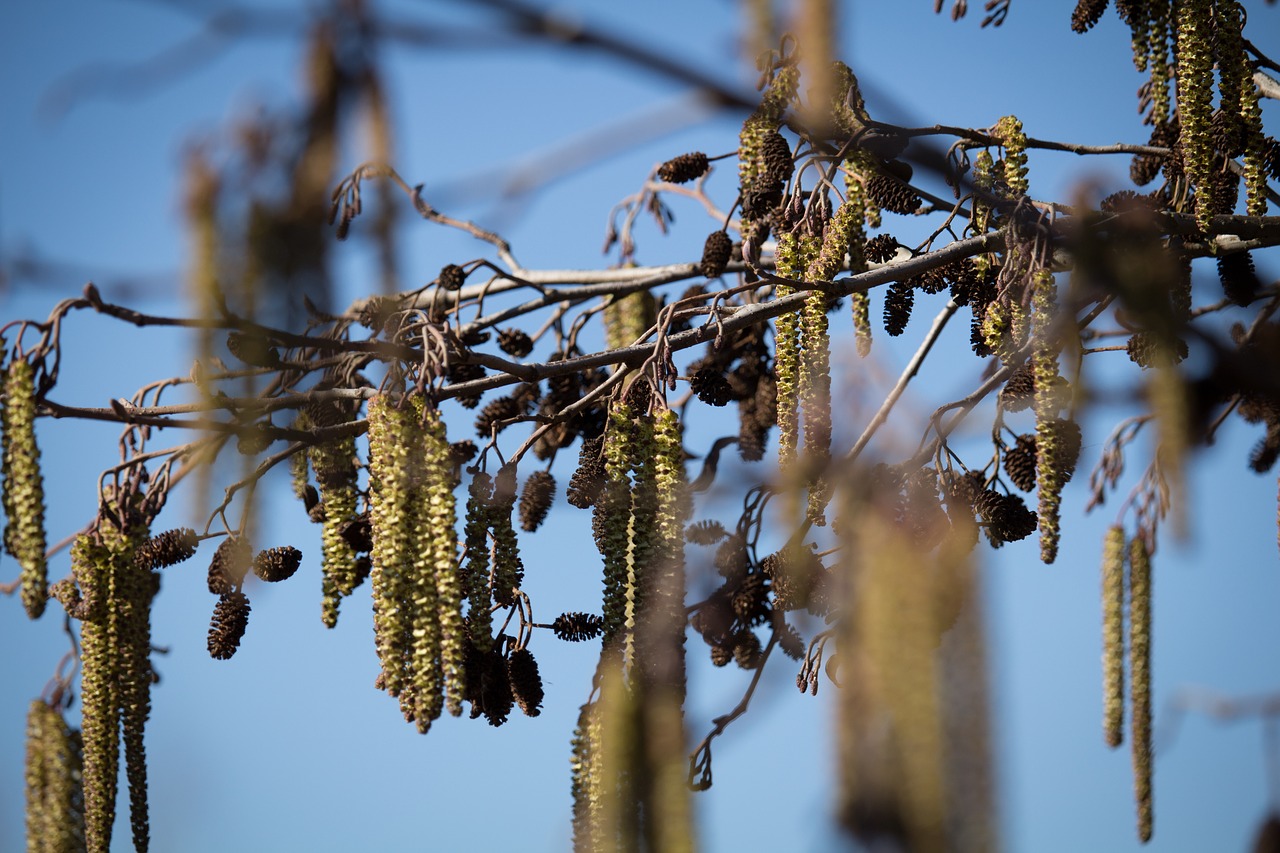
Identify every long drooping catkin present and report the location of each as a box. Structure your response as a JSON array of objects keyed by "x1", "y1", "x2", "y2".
[
  {"x1": 25, "y1": 698, "x2": 85, "y2": 853},
  {"x1": 1129, "y1": 535, "x2": 1153, "y2": 843},
  {"x1": 1102, "y1": 526, "x2": 1127, "y2": 748},
  {"x1": 3, "y1": 358, "x2": 48, "y2": 619}
]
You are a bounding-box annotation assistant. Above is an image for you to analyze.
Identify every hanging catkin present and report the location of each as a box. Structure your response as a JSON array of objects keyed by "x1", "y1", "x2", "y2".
[
  {"x1": 3, "y1": 358, "x2": 48, "y2": 619},
  {"x1": 1102, "y1": 526, "x2": 1127, "y2": 748},
  {"x1": 1129, "y1": 535, "x2": 1154, "y2": 842}
]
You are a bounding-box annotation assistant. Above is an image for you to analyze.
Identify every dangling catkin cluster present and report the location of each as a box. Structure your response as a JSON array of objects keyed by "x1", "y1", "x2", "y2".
[
  {"x1": 1174, "y1": 0, "x2": 1214, "y2": 228},
  {"x1": 367, "y1": 395, "x2": 466, "y2": 730},
  {"x1": 71, "y1": 493, "x2": 154, "y2": 853},
  {"x1": 25, "y1": 699, "x2": 85, "y2": 853},
  {"x1": 3, "y1": 358, "x2": 48, "y2": 619}
]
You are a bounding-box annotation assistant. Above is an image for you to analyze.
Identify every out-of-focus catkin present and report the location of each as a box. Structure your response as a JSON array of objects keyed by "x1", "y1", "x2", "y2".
[
  {"x1": 1129, "y1": 535, "x2": 1154, "y2": 843},
  {"x1": 25, "y1": 699, "x2": 85, "y2": 853},
  {"x1": 1102, "y1": 526, "x2": 1127, "y2": 749}
]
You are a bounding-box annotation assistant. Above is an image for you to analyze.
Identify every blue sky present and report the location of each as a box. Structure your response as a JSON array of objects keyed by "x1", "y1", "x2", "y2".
[{"x1": 2, "y1": 1, "x2": 1278, "y2": 851}]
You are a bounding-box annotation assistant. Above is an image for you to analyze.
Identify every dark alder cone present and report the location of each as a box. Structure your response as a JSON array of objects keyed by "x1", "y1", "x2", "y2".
[
  {"x1": 438, "y1": 263, "x2": 466, "y2": 291},
  {"x1": 761, "y1": 129, "x2": 794, "y2": 184},
  {"x1": 208, "y1": 535, "x2": 251, "y2": 594},
  {"x1": 1100, "y1": 190, "x2": 1160, "y2": 212},
  {"x1": 339, "y1": 515, "x2": 373, "y2": 553},
  {"x1": 975, "y1": 490, "x2": 1038, "y2": 545},
  {"x1": 207, "y1": 591, "x2": 251, "y2": 660},
  {"x1": 1004, "y1": 434, "x2": 1038, "y2": 492},
  {"x1": 450, "y1": 440, "x2": 478, "y2": 467},
  {"x1": 1219, "y1": 252, "x2": 1262, "y2": 306},
  {"x1": 1000, "y1": 366, "x2": 1036, "y2": 412},
  {"x1": 732, "y1": 629, "x2": 763, "y2": 669},
  {"x1": 883, "y1": 281, "x2": 915, "y2": 336},
  {"x1": 761, "y1": 547, "x2": 824, "y2": 612},
  {"x1": 699, "y1": 230, "x2": 733, "y2": 278},
  {"x1": 1265, "y1": 137, "x2": 1280, "y2": 182},
  {"x1": 709, "y1": 643, "x2": 733, "y2": 667},
  {"x1": 480, "y1": 650, "x2": 515, "y2": 727},
  {"x1": 1131, "y1": 121, "x2": 1177, "y2": 186},
  {"x1": 507, "y1": 649, "x2": 545, "y2": 717},
  {"x1": 863, "y1": 233, "x2": 899, "y2": 264},
  {"x1": 1126, "y1": 331, "x2": 1189, "y2": 368},
  {"x1": 135, "y1": 528, "x2": 199, "y2": 570},
  {"x1": 518, "y1": 470, "x2": 556, "y2": 533},
  {"x1": 446, "y1": 362, "x2": 485, "y2": 409},
  {"x1": 866, "y1": 174, "x2": 921, "y2": 215},
  {"x1": 1253, "y1": 429, "x2": 1280, "y2": 473},
  {"x1": 551, "y1": 612, "x2": 604, "y2": 642},
  {"x1": 945, "y1": 469, "x2": 987, "y2": 511},
  {"x1": 1070, "y1": 0, "x2": 1108, "y2": 32},
  {"x1": 740, "y1": 177, "x2": 783, "y2": 221},
  {"x1": 460, "y1": 328, "x2": 491, "y2": 348},
  {"x1": 685, "y1": 519, "x2": 728, "y2": 545},
  {"x1": 731, "y1": 572, "x2": 770, "y2": 626},
  {"x1": 496, "y1": 328, "x2": 534, "y2": 358},
  {"x1": 773, "y1": 612, "x2": 806, "y2": 660},
  {"x1": 475, "y1": 394, "x2": 524, "y2": 438},
  {"x1": 226, "y1": 331, "x2": 279, "y2": 367},
  {"x1": 1210, "y1": 108, "x2": 1248, "y2": 161},
  {"x1": 912, "y1": 267, "x2": 949, "y2": 295},
  {"x1": 566, "y1": 436, "x2": 606, "y2": 509},
  {"x1": 714, "y1": 536, "x2": 748, "y2": 579},
  {"x1": 252, "y1": 546, "x2": 302, "y2": 583},
  {"x1": 657, "y1": 151, "x2": 709, "y2": 184},
  {"x1": 691, "y1": 366, "x2": 735, "y2": 407},
  {"x1": 354, "y1": 555, "x2": 372, "y2": 587}
]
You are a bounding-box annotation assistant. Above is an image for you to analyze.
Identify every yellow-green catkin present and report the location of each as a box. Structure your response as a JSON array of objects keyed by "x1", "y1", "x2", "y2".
[
  {"x1": 420, "y1": 406, "x2": 465, "y2": 718},
  {"x1": 3, "y1": 359, "x2": 48, "y2": 619},
  {"x1": 367, "y1": 396, "x2": 414, "y2": 702},
  {"x1": 645, "y1": 408, "x2": 695, "y2": 853},
  {"x1": 1174, "y1": 0, "x2": 1215, "y2": 229},
  {"x1": 74, "y1": 496, "x2": 153, "y2": 853},
  {"x1": 1147, "y1": 3, "x2": 1173, "y2": 125},
  {"x1": 1032, "y1": 269, "x2": 1064, "y2": 564},
  {"x1": 1129, "y1": 535, "x2": 1154, "y2": 843},
  {"x1": 74, "y1": 533, "x2": 118, "y2": 853},
  {"x1": 314, "y1": 433, "x2": 360, "y2": 628},
  {"x1": 624, "y1": 415, "x2": 659, "y2": 674},
  {"x1": 1150, "y1": 365, "x2": 1189, "y2": 538},
  {"x1": 970, "y1": 149, "x2": 995, "y2": 242},
  {"x1": 840, "y1": 170, "x2": 874, "y2": 357},
  {"x1": 25, "y1": 699, "x2": 85, "y2": 853},
  {"x1": 604, "y1": 291, "x2": 657, "y2": 351},
  {"x1": 773, "y1": 232, "x2": 803, "y2": 473},
  {"x1": 599, "y1": 403, "x2": 636, "y2": 646},
  {"x1": 1102, "y1": 526, "x2": 1127, "y2": 749},
  {"x1": 994, "y1": 115, "x2": 1029, "y2": 196}
]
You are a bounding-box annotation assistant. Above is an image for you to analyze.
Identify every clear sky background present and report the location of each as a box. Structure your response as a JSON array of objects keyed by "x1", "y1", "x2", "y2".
[{"x1": 1, "y1": 1, "x2": 1278, "y2": 851}]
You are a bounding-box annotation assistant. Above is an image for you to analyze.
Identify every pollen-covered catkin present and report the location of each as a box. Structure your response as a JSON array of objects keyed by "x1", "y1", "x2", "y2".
[
  {"x1": 3, "y1": 358, "x2": 48, "y2": 619},
  {"x1": 1032, "y1": 269, "x2": 1065, "y2": 563},
  {"x1": 1102, "y1": 526, "x2": 1126, "y2": 749}
]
